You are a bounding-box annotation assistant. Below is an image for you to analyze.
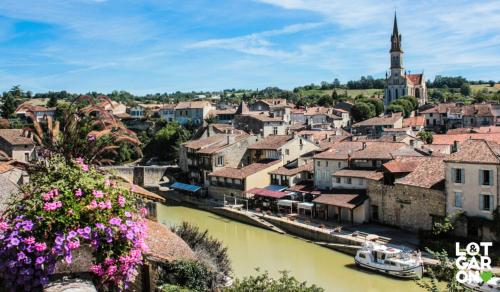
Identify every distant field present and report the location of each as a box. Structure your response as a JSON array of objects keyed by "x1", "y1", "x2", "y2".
[
  {"x1": 299, "y1": 88, "x2": 384, "y2": 99},
  {"x1": 471, "y1": 84, "x2": 500, "y2": 93}
]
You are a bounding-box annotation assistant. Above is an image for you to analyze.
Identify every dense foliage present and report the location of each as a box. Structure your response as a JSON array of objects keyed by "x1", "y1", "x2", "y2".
[
  {"x1": 415, "y1": 249, "x2": 463, "y2": 292},
  {"x1": 225, "y1": 270, "x2": 324, "y2": 292},
  {"x1": 172, "y1": 222, "x2": 231, "y2": 285},
  {"x1": 0, "y1": 156, "x2": 148, "y2": 290},
  {"x1": 143, "y1": 122, "x2": 191, "y2": 162},
  {"x1": 158, "y1": 260, "x2": 213, "y2": 291}
]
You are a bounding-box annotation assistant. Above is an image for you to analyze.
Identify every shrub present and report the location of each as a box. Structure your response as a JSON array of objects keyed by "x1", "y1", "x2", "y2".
[
  {"x1": 225, "y1": 270, "x2": 323, "y2": 292},
  {"x1": 158, "y1": 260, "x2": 212, "y2": 291},
  {"x1": 172, "y1": 222, "x2": 231, "y2": 282},
  {"x1": 0, "y1": 155, "x2": 148, "y2": 290}
]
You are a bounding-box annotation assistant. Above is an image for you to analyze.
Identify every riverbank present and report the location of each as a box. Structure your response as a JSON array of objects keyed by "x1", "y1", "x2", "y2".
[
  {"x1": 156, "y1": 189, "x2": 500, "y2": 276},
  {"x1": 157, "y1": 204, "x2": 427, "y2": 292}
]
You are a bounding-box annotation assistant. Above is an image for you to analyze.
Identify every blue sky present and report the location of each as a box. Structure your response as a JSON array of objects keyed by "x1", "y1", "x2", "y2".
[{"x1": 0, "y1": 0, "x2": 499, "y2": 94}]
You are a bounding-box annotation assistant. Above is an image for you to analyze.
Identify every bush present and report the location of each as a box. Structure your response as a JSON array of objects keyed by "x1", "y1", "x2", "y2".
[
  {"x1": 225, "y1": 270, "x2": 323, "y2": 292},
  {"x1": 0, "y1": 155, "x2": 148, "y2": 290},
  {"x1": 158, "y1": 260, "x2": 212, "y2": 291},
  {"x1": 172, "y1": 222, "x2": 231, "y2": 286}
]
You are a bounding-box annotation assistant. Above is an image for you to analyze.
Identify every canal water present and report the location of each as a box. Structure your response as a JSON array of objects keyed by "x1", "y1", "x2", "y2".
[{"x1": 157, "y1": 204, "x2": 424, "y2": 292}]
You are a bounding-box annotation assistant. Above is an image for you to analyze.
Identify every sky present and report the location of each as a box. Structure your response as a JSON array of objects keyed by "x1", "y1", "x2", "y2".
[{"x1": 0, "y1": 0, "x2": 499, "y2": 95}]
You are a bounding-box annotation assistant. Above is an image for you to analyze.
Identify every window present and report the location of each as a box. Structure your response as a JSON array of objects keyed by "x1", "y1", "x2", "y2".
[
  {"x1": 323, "y1": 171, "x2": 329, "y2": 180},
  {"x1": 216, "y1": 156, "x2": 224, "y2": 166},
  {"x1": 358, "y1": 178, "x2": 364, "y2": 185},
  {"x1": 338, "y1": 162, "x2": 341, "y2": 168},
  {"x1": 273, "y1": 126, "x2": 278, "y2": 135},
  {"x1": 335, "y1": 177, "x2": 341, "y2": 184},
  {"x1": 317, "y1": 161, "x2": 321, "y2": 167},
  {"x1": 24, "y1": 153, "x2": 29, "y2": 162},
  {"x1": 453, "y1": 168, "x2": 464, "y2": 184},
  {"x1": 347, "y1": 177, "x2": 352, "y2": 184},
  {"x1": 285, "y1": 149, "x2": 289, "y2": 155},
  {"x1": 480, "y1": 170, "x2": 493, "y2": 186},
  {"x1": 454, "y1": 192, "x2": 462, "y2": 208},
  {"x1": 480, "y1": 194, "x2": 492, "y2": 211},
  {"x1": 359, "y1": 254, "x2": 366, "y2": 259},
  {"x1": 326, "y1": 161, "x2": 329, "y2": 167}
]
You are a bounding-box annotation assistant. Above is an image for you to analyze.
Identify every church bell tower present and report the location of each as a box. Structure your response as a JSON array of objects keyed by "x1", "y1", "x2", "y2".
[{"x1": 390, "y1": 12, "x2": 403, "y2": 78}]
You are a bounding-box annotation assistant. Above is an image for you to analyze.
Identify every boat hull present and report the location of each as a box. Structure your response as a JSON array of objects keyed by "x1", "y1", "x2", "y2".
[{"x1": 355, "y1": 258, "x2": 424, "y2": 279}]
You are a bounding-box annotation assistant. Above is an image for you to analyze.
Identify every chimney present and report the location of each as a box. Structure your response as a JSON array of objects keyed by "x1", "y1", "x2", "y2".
[
  {"x1": 227, "y1": 134, "x2": 235, "y2": 145},
  {"x1": 207, "y1": 124, "x2": 214, "y2": 137}
]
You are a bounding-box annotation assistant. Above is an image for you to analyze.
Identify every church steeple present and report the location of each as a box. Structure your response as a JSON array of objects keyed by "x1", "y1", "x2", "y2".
[{"x1": 390, "y1": 12, "x2": 402, "y2": 52}]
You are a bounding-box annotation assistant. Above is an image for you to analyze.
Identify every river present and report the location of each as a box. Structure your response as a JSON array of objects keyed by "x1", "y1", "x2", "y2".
[{"x1": 157, "y1": 204, "x2": 424, "y2": 292}]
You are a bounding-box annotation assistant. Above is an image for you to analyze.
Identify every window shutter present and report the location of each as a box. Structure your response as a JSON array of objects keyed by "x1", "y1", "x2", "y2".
[
  {"x1": 461, "y1": 168, "x2": 465, "y2": 183},
  {"x1": 452, "y1": 168, "x2": 456, "y2": 182},
  {"x1": 479, "y1": 195, "x2": 484, "y2": 210},
  {"x1": 479, "y1": 170, "x2": 484, "y2": 186},
  {"x1": 489, "y1": 171, "x2": 493, "y2": 186}
]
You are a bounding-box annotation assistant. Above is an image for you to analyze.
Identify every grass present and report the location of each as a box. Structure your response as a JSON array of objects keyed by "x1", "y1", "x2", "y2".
[{"x1": 471, "y1": 83, "x2": 500, "y2": 93}]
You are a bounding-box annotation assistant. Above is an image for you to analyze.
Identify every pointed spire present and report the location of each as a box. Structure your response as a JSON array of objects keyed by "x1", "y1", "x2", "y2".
[{"x1": 392, "y1": 11, "x2": 399, "y2": 36}]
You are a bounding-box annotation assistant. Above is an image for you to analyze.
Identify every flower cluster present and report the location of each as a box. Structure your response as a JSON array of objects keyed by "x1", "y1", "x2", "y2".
[{"x1": 0, "y1": 156, "x2": 148, "y2": 291}]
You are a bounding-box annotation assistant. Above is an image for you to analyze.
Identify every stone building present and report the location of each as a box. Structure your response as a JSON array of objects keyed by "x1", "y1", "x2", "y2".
[
  {"x1": 178, "y1": 131, "x2": 257, "y2": 187},
  {"x1": 175, "y1": 101, "x2": 215, "y2": 125},
  {"x1": 367, "y1": 156, "x2": 446, "y2": 232},
  {"x1": 234, "y1": 110, "x2": 287, "y2": 137},
  {"x1": 351, "y1": 112, "x2": 403, "y2": 137},
  {"x1": 384, "y1": 13, "x2": 427, "y2": 106},
  {"x1": 421, "y1": 103, "x2": 496, "y2": 131},
  {"x1": 246, "y1": 135, "x2": 319, "y2": 165},
  {"x1": 444, "y1": 139, "x2": 499, "y2": 241},
  {"x1": 0, "y1": 129, "x2": 35, "y2": 162}
]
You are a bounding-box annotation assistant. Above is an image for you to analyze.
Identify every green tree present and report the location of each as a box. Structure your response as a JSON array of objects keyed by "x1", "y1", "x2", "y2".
[
  {"x1": 418, "y1": 131, "x2": 433, "y2": 144},
  {"x1": 364, "y1": 98, "x2": 384, "y2": 116},
  {"x1": 351, "y1": 102, "x2": 375, "y2": 122},
  {"x1": 1, "y1": 93, "x2": 18, "y2": 118},
  {"x1": 47, "y1": 95, "x2": 58, "y2": 107},
  {"x1": 387, "y1": 103, "x2": 405, "y2": 116},
  {"x1": 317, "y1": 94, "x2": 333, "y2": 107},
  {"x1": 225, "y1": 270, "x2": 323, "y2": 292},
  {"x1": 144, "y1": 122, "x2": 191, "y2": 162},
  {"x1": 459, "y1": 84, "x2": 471, "y2": 96},
  {"x1": 158, "y1": 260, "x2": 213, "y2": 292}
]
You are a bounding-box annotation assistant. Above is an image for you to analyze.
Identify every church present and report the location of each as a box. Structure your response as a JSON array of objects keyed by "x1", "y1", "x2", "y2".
[{"x1": 384, "y1": 13, "x2": 427, "y2": 106}]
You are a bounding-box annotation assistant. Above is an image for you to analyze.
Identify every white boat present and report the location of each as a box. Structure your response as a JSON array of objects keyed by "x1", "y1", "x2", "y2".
[
  {"x1": 463, "y1": 277, "x2": 500, "y2": 291},
  {"x1": 354, "y1": 241, "x2": 424, "y2": 279}
]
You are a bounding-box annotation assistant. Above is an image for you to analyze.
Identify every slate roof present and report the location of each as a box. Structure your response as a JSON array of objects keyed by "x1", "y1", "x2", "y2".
[
  {"x1": 0, "y1": 129, "x2": 33, "y2": 146},
  {"x1": 352, "y1": 112, "x2": 403, "y2": 127},
  {"x1": 247, "y1": 135, "x2": 292, "y2": 150},
  {"x1": 209, "y1": 160, "x2": 280, "y2": 179},
  {"x1": 444, "y1": 139, "x2": 500, "y2": 164}
]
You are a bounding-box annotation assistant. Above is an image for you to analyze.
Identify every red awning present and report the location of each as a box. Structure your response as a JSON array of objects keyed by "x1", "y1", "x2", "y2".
[{"x1": 246, "y1": 188, "x2": 289, "y2": 199}]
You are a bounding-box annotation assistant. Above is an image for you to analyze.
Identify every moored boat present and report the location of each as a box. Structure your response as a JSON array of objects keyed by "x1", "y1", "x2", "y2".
[
  {"x1": 354, "y1": 241, "x2": 424, "y2": 279},
  {"x1": 463, "y1": 276, "x2": 500, "y2": 291}
]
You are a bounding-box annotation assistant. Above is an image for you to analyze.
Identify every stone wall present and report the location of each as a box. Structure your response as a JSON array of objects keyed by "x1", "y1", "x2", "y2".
[
  {"x1": 367, "y1": 181, "x2": 446, "y2": 232},
  {"x1": 102, "y1": 166, "x2": 168, "y2": 187}
]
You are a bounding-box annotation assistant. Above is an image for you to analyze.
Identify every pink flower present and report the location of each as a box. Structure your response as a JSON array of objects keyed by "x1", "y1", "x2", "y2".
[
  {"x1": 0, "y1": 221, "x2": 8, "y2": 230},
  {"x1": 23, "y1": 236, "x2": 36, "y2": 245},
  {"x1": 75, "y1": 188, "x2": 83, "y2": 197},
  {"x1": 76, "y1": 157, "x2": 84, "y2": 164},
  {"x1": 98, "y1": 201, "x2": 106, "y2": 209},
  {"x1": 34, "y1": 242, "x2": 47, "y2": 252},
  {"x1": 105, "y1": 200, "x2": 112, "y2": 209},
  {"x1": 107, "y1": 265, "x2": 118, "y2": 276},
  {"x1": 89, "y1": 200, "x2": 98, "y2": 209},
  {"x1": 90, "y1": 264, "x2": 104, "y2": 276},
  {"x1": 82, "y1": 164, "x2": 89, "y2": 172},
  {"x1": 105, "y1": 179, "x2": 111, "y2": 187},
  {"x1": 44, "y1": 201, "x2": 62, "y2": 211},
  {"x1": 68, "y1": 240, "x2": 80, "y2": 250},
  {"x1": 140, "y1": 208, "x2": 148, "y2": 217},
  {"x1": 93, "y1": 190, "x2": 104, "y2": 198},
  {"x1": 42, "y1": 193, "x2": 52, "y2": 201},
  {"x1": 109, "y1": 217, "x2": 121, "y2": 225},
  {"x1": 118, "y1": 196, "x2": 126, "y2": 207}
]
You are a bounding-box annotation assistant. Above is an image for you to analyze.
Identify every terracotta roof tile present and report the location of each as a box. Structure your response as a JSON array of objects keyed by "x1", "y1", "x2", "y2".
[
  {"x1": 403, "y1": 116, "x2": 425, "y2": 127},
  {"x1": 145, "y1": 220, "x2": 196, "y2": 262},
  {"x1": 175, "y1": 101, "x2": 211, "y2": 109},
  {"x1": 0, "y1": 129, "x2": 33, "y2": 146},
  {"x1": 269, "y1": 163, "x2": 313, "y2": 176},
  {"x1": 395, "y1": 157, "x2": 445, "y2": 189},
  {"x1": 352, "y1": 112, "x2": 403, "y2": 127},
  {"x1": 444, "y1": 139, "x2": 500, "y2": 164},
  {"x1": 313, "y1": 193, "x2": 367, "y2": 209},
  {"x1": 350, "y1": 142, "x2": 406, "y2": 160},
  {"x1": 405, "y1": 73, "x2": 423, "y2": 85},
  {"x1": 209, "y1": 160, "x2": 281, "y2": 179},
  {"x1": 432, "y1": 133, "x2": 500, "y2": 145},
  {"x1": 332, "y1": 169, "x2": 383, "y2": 180},
  {"x1": 248, "y1": 135, "x2": 292, "y2": 150},
  {"x1": 314, "y1": 141, "x2": 364, "y2": 159},
  {"x1": 383, "y1": 157, "x2": 424, "y2": 173}
]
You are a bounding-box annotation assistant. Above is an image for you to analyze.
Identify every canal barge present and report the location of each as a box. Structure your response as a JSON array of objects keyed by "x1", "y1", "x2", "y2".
[{"x1": 354, "y1": 241, "x2": 424, "y2": 279}]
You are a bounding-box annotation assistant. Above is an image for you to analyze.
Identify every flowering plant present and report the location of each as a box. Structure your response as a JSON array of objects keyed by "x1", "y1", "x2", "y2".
[{"x1": 0, "y1": 155, "x2": 148, "y2": 290}]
